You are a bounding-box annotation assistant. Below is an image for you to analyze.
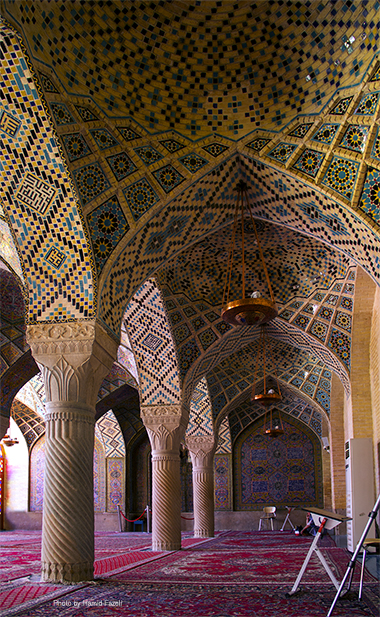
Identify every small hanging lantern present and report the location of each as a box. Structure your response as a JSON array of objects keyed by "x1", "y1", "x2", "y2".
[
  {"x1": 251, "y1": 325, "x2": 282, "y2": 407},
  {"x1": 1, "y1": 433, "x2": 19, "y2": 447},
  {"x1": 221, "y1": 180, "x2": 278, "y2": 326},
  {"x1": 264, "y1": 407, "x2": 284, "y2": 438}
]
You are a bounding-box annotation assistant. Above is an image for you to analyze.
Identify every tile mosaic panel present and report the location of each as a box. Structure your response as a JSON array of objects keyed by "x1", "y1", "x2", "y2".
[
  {"x1": 118, "y1": 127, "x2": 141, "y2": 141},
  {"x1": 202, "y1": 143, "x2": 228, "y2": 157},
  {"x1": 73, "y1": 162, "x2": 111, "y2": 206},
  {"x1": 122, "y1": 178, "x2": 159, "y2": 221},
  {"x1": 354, "y1": 92, "x2": 379, "y2": 115},
  {"x1": 0, "y1": 24, "x2": 94, "y2": 322},
  {"x1": 179, "y1": 153, "x2": 208, "y2": 174},
  {"x1": 89, "y1": 128, "x2": 119, "y2": 150},
  {"x1": 97, "y1": 409, "x2": 125, "y2": 457},
  {"x1": 370, "y1": 128, "x2": 380, "y2": 162},
  {"x1": 216, "y1": 416, "x2": 232, "y2": 454},
  {"x1": 187, "y1": 377, "x2": 214, "y2": 437},
  {"x1": 339, "y1": 125, "x2": 369, "y2": 153},
  {"x1": 106, "y1": 152, "x2": 137, "y2": 181},
  {"x1": 153, "y1": 164, "x2": 185, "y2": 193},
  {"x1": 107, "y1": 458, "x2": 124, "y2": 513},
  {"x1": 288, "y1": 124, "x2": 313, "y2": 138},
  {"x1": 321, "y1": 156, "x2": 360, "y2": 200},
  {"x1": 247, "y1": 138, "x2": 271, "y2": 152},
  {"x1": 312, "y1": 123, "x2": 340, "y2": 145},
  {"x1": 123, "y1": 279, "x2": 181, "y2": 405},
  {"x1": 329, "y1": 97, "x2": 353, "y2": 115},
  {"x1": 62, "y1": 133, "x2": 91, "y2": 162},
  {"x1": 75, "y1": 105, "x2": 98, "y2": 122},
  {"x1": 359, "y1": 167, "x2": 380, "y2": 225},
  {"x1": 134, "y1": 145, "x2": 163, "y2": 165},
  {"x1": 214, "y1": 454, "x2": 231, "y2": 510},
  {"x1": 86, "y1": 195, "x2": 130, "y2": 273},
  {"x1": 328, "y1": 328, "x2": 350, "y2": 369},
  {"x1": 293, "y1": 149, "x2": 325, "y2": 178},
  {"x1": 49, "y1": 102, "x2": 76, "y2": 126},
  {"x1": 234, "y1": 416, "x2": 323, "y2": 508},
  {"x1": 267, "y1": 142, "x2": 297, "y2": 163},
  {"x1": 160, "y1": 139, "x2": 185, "y2": 153}
]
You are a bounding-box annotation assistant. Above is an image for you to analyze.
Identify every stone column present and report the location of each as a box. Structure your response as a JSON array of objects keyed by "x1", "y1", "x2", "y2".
[
  {"x1": 186, "y1": 435, "x2": 216, "y2": 538},
  {"x1": 142, "y1": 405, "x2": 188, "y2": 551},
  {"x1": 26, "y1": 321, "x2": 118, "y2": 583}
]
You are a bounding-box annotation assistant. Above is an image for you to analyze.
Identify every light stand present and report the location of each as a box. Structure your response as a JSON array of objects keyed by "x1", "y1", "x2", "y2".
[{"x1": 327, "y1": 493, "x2": 380, "y2": 616}]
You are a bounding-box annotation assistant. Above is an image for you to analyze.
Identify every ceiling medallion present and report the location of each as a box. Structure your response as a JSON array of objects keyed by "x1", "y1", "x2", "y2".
[{"x1": 221, "y1": 180, "x2": 277, "y2": 326}]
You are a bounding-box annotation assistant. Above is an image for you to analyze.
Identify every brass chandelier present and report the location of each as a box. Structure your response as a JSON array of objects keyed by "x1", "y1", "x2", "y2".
[{"x1": 221, "y1": 180, "x2": 278, "y2": 327}]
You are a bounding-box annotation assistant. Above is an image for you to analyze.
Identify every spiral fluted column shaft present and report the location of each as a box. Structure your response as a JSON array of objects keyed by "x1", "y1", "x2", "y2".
[
  {"x1": 42, "y1": 403, "x2": 95, "y2": 582},
  {"x1": 151, "y1": 451, "x2": 182, "y2": 551},
  {"x1": 186, "y1": 435, "x2": 216, "y2": 539},
  {"x1": 26, "y1": 321, "x2": 118, "y2": 583},
  {"x1": 192, "y1": 466, "x2": 215, "y2": 538}
]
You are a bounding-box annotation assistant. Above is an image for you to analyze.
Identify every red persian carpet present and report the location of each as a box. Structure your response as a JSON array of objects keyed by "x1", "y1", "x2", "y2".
[{"x1": 0, "y1": 531, "x2": 378, "y2": 617}]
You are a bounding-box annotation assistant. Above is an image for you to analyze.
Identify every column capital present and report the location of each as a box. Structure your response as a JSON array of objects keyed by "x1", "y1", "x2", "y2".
[
  {"x1": 141, "y1": 404, "x2": 189, "y2": 452},
  {"x1": 26, "y1": 320, "x2": 118, "y2": 407},
  {"x1": 186, "y1": 434, "x2": 216, "y2": 468}
]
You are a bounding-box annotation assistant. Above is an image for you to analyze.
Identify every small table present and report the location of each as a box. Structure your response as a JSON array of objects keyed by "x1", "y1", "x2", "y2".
[
  {"x1": 280, "y1": 506, "x2": 296, "y2": 531},
  {"x1": 133, "y1": 520, "x2": 144, "y2": 532}
]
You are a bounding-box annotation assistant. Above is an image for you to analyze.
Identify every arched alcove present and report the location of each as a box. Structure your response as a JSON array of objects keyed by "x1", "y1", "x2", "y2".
[{"x1": 233, "y1": 414, "x2": 323, "y2": 510}]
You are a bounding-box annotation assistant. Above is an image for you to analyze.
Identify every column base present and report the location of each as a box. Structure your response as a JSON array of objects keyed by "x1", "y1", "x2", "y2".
[
  {"x1": 42, "y1": 561, "x2": 93, "y2": 583},
  {"x1": 194, "y1": 529, "x2": 214, "y2": 538},
  {"x1": 152, "y1": 540, "x2": 182, "y2": 551}
]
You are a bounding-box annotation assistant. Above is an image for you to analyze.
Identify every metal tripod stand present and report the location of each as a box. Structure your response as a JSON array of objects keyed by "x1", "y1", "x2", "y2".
[{"x1": 327, "y1": 493, "x2": 380, "y2": 616}]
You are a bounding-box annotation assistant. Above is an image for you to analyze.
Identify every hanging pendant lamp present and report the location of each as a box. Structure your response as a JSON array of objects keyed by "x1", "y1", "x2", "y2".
[
  {"x1": 221, "y1": 180, "x2": 278, "y2": 326},
  {"x1": 251, "y1": 325, "x2": 282, "y2": 407}
]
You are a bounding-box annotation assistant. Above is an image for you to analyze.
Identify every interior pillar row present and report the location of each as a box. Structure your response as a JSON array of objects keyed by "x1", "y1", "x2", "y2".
[
  {"x1": 142, "y1": 405, "x2": 188, "y2": 551},
  {"x1": 186, "y1": 435, "x2": 216, "y2": 538},
  {"x1": 26, "y1": 321, "x2": 118, "y2": 583}
]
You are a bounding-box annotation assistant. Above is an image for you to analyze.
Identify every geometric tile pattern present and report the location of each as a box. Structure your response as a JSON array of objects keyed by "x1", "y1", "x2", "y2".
[
  {"x1": 97, "y1": 362, "x2": 135, "y2": 404},
  {"x1": 187, "y1": 377, "x2": 214, "y2": 437},
  {"x1": 12, "y1": 398, "x2": 45, "y2": 450},
  {"x1": 62, "y1": 133, "x2": 91, "y2": 162},
  {"x1": 6, "y1": 1, "x2": 379, "y2": 139},
  {"x1": 340, "y1": 125, "x2": 369, "y2": 153},
  {"x1": 204, "y1": 336, "x2": 333, "y2": 422},
  {"x1": 216, "y1": 416, "x2": 232, "y2": 454},
  {"x1": 371, "y1": 127, "x2": 380, "y2": 161},
  {"x1": 214, "y1": 453, "x2": 231, "y2": 510},
  {"x1": 123, "y1": 279, "x2": 181, "y2": 405},
  {"x1": 118, "y1": 323, "x2": 139, "y2": 384},
  {"x1": 96, "y1": 409, "x2": 125, "y2": 457},
  {"x1": 0, "y1": 270, "x2": 27, "y2": 376},
  {"x1": 106, "y1": 152, "x2": 137, "y2": 181},
  {"x1": 321, "y1": 156, "x2": 360, "y2": 200},
  {"x1": 354, "y1": 92, "x2": 379, "y2": 115},
  {"x1": 89, "y1": 129, "x2": 119, "y2": 150},
  {"x1": 293, "y1": 149, "x2": 325, "y2": 178},
  {"x1": 359, "y1": 167, "x2": 380, "y2": 225},
  {"x1": 228, "y1": 387, "x2": 323, "y2": 443},
  {"x1": 100, "y1": 151, "x2": 379, "y2": 336},
  {"x1": 234, "y1": 414, "x2": 323, "y2": 508},
  {"x1": 122, "y1": 178, "x2": 159, "y2": 221},
  {"x1": 288, "y1": 124, "x2": 313, "y2": 138},
  {"x1": 86, "y1": 196, "x2": 130, "y2": 274},
  {"x1": 312, "y1": 123, "x2": 340, "y2": 145},
  {"x1": 0, "y1": 23, "x2": 94, "y2": 322},
  {"x1": 0, "y1": 218, "x2": 24, "y2": 282},
  {"x1": 267, "y1": 142, "x2": 297, "y2": 163},
  {"x1": 329, "y1": 97, "x2": 353, "y2": 115},
  {"x1": 153, "y1": 165, "x2": 185, "y2": 193},
  {"x1": 72, "y1": 162, "x2": 111, "y2": 206}
]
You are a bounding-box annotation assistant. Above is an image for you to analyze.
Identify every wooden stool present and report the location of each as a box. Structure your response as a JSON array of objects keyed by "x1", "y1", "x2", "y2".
[{"x1": 359, "y1": 538, "x2": 380, "y2": 600}]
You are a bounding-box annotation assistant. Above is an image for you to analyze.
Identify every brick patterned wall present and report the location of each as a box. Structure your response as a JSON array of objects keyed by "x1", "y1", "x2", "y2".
[
  {"x1": 329, "y1": 373, "x2": 346, "y2": 511},
  {"x1": 370, "y1": 285, "x2": 380, "y2": 496},
  {"x1": 349, "y1": 267, "x2": 376, "y2": 439}
]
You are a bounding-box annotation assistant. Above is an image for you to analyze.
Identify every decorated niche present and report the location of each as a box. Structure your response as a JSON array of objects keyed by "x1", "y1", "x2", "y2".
[{"x1": 233, "y1": 414, "x2": 323, "y2": 510}]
